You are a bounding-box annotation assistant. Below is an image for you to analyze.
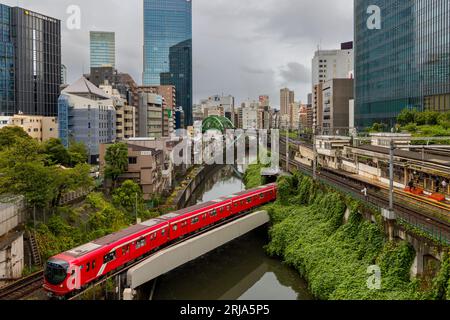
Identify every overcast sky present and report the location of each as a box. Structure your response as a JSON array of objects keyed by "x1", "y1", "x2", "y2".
[{"x1": 5, "y1": 0, "x2": 353, "y2": 107}]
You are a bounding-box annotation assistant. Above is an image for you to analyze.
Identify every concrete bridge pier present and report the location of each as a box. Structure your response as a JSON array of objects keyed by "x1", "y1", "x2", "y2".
[
  {"x1": 410, "y1": 248, "x2": 425, "y2": 277},
  {"x1": 122, "y1": 288, "x2": 135, "y2": 300}
]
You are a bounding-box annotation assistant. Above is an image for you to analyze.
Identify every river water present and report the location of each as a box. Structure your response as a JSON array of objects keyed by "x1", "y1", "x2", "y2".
[{"x1": 152, "y1": 165, "x2": 312, "y2": 300}]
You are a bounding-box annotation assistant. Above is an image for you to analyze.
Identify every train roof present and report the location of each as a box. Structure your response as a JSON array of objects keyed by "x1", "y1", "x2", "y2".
[
  {"x1": 63, "y1": 219, "x2": 168, "y2": 258},
  {"x1": 159, "y1": 199, "x2": 229, "y2": 221},
  {"x1": 232, "y1": 184, "x2": 275, "y2": 197}
]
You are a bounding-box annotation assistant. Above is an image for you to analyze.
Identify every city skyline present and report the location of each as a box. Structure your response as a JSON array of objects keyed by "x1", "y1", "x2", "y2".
[{"x1": 0, "y1": 0, "x2": 353, "y2": 107}]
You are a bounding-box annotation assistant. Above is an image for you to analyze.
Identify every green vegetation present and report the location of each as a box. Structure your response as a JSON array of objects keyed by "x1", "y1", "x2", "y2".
[
  {"x1": 243, "y1": 163, "x2": 267, "y2": 189},
  {"x1": 0, "y1": 127, "x2": 93, "y2": 209},
  {"x1": 43, "y1": 138, "x2": 88, "y2": 167},
  {"x1": 104, "y1": 142, "x2": 128, "y2": 187},
  {"x1": 243, "y1": 167, "x2": 450, "y2": 300},
  {"x1": 34, "y1": 188, "x2": 161, "y2": 261},
  {"x1": 396, "y1": 109, "x2": 450, "y2": 139}
]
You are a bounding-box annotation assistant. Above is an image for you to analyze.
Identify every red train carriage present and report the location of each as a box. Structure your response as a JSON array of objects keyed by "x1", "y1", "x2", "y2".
[
  {"x1": 44, "y1": 183, "x2": 277, "y2": 297},
  {"x1": 44, "y1": 219, "x2": 170, "y2": 296},
  {"x1": 231, "y1": 184, "x2": 277, "y2": 214}
]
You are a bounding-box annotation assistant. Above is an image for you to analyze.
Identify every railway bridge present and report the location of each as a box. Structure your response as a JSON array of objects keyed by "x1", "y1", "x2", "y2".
[{"x1": 123, "y1": 210, "x2": 270, "y2": 300}]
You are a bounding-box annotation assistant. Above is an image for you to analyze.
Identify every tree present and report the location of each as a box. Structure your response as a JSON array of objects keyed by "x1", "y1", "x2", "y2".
[
  {"x1": 112, "y1": 180, "x2": 144, "y2": 221},
  {"x1": 43, "y1": 138, "x2": 71, "y2": 166},
  {"x1": 0, "y1": 161, "x2": 59, "y2": 208},
  {"x1": 52, "y1": 164, "x2": 94, "y2": 207},
  {"x1": 397, "y1": 109, "x2": 417, "y2": 126},
  {"x1": 0, "y1": 126, "x2": 32, "y2": 151},
  {"x1": 68, "y1": 140, "x2": 88, "y2": 166},
  {"x1": 104, "y1": 143, "x2": 128, "y2": 187}
]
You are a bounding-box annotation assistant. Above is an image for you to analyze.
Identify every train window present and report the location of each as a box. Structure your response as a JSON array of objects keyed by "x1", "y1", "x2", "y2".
[
  {"x1": 173, "y1": 225, "x2": 178, "y2": 231},
  {"x1": 103, "y1": 252, "x2": 116, "y2": 263},
  {"x1": 192, "y1": 217, "x2": 199, "y2": 224},
  {"x1": 234, "y1": 203, "x2": 238, "y2": 207},
  {"x1": 247, "y1": 198, "x2": 252, "y2": 204},
  {"x1": 161, "y1": 229, "x2": 166, "y2": 236},
  {"x1": 86, "y1": 262, "x2": 90, "y2": 272},
  {"x1": 136, "y1": 238, "x2": 146, "y2": 249},
  {"x1": 220, "y1": 207, "x2": 224, "y2": 213},
  {"x1": 227, "y1": 205, "x2": 231, "y2": 211},
  {"x1": 260, "y1": 194, "x2": 265, "y2": 199},
  {"x1": 203, "y1": 214, "x2": 207, "y2": 219},
  {"x1": 210, "y1": 210, "x2": 217, "y2": 217},
  {"x1": 92, "y1": 261, "x2": 96, "y2": 270}
]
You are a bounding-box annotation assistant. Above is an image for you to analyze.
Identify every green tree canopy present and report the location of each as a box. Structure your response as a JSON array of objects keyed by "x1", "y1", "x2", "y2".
[
  {"x1": 43, "y1": 138, "x2": 71, "y2": 166},
  {"x1": 0, "y1": 126, "x2": 32, "y2": 151},
  {"x1": 68, "y1": 140, "x2": 88, "y2": 166},
  {"x1": 112, "y1": 180, "x2": 144, "y2": 221},
  {"x1": 104, "y1": 143, "x2": 128, "y2": 185}
]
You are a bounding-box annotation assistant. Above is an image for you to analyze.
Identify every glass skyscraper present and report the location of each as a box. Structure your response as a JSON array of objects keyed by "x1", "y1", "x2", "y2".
[
  {"x1": 90, "y1": 31, "x2": 116, "y2": 69},
  {"x1": 143, "y1": 0, "x2": 192, "y2": 127},
  {"x1": 0, "y1": 4, "x2": 15, "y2": 116},
  {"x1": 354, "y1": 0, "x2": 450, "y2": 128}
]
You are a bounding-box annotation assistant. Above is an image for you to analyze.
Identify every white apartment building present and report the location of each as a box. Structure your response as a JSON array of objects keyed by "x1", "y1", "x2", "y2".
[{"x1": 311, "y1": 43, "x2": 354, "y2": 130}]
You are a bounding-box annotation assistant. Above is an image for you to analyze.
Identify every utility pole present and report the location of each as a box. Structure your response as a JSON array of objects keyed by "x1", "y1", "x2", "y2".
[
  {"x1": 286, "y1": 129, "x2": 289, "y2": 173},
  {"x1": 389, "y1": 139, "x2": 395, "y2": 212},
  {"x1": 135, "y1": 192, "x2": 138, "y2": 224},
  {"x1": 313, "y1": 127, "x2": 317, "y2": 181}
]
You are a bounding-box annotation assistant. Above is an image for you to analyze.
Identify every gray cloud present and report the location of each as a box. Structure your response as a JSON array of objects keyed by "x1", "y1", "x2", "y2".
[
  {"x1": 4, "y1": 0, "x2": 353, "y2": 107},
  {"x1": 279, "y1": 62, "x2": 310, "y2": 85}
]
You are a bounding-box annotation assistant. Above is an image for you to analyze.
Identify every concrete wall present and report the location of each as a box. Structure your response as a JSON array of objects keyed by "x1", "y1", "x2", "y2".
[
  {"x1": 0, "y1": 232, "x2": 24, "y2": 280},
  {"x1": 0, "y1": 197, "x2": 26, "y2": 238}
]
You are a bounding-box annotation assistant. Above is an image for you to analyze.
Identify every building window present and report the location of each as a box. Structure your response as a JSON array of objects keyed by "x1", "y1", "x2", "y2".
[{"x1": 128, "y1": 157, "x2": 137, "y2": 164}]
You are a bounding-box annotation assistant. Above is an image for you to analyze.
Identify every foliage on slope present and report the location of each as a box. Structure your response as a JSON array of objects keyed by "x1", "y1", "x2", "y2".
[{"x1": 244, "y1": 168, "x2": 448, "y2": 300}]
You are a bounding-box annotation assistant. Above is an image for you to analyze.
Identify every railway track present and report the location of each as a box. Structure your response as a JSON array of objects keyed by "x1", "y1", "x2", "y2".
[
  {"x1": 280, "y1": 154, "x2": 450, "y2": 242},
  {"x1": 0, "y1": 271, "x2": 44, "y2": 300}
]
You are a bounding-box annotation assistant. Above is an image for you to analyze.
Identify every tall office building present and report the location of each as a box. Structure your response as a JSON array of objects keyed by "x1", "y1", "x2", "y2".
[
  {"x1": 355, "y1": 1, "x2": 450, "y2": 128},
  {"x1": 280, "y1": 88, "x2": 294, "y2": 116},
  {"x1": 143, "y1": 0, "x2": 192, "y2": 127},
  {"x1": 90, "y1": 31, "x2": 116, "y2": 69},
  {"x1": 0, "y1": 6, "x2": 61, "y2": 116},
  {"x1": 0, "y1": 4, "x2": 15, "y2": 116}
]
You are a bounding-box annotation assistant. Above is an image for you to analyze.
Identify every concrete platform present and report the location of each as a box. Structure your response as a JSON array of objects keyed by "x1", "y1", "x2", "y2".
[{"x1": 126, "y1": 211, "x2": 270, "y2": 291}]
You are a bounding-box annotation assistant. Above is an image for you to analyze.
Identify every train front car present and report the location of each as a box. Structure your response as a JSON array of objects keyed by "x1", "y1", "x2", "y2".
[{"x1": 43, "y1": 254, "x2": 76, "y2": 297}]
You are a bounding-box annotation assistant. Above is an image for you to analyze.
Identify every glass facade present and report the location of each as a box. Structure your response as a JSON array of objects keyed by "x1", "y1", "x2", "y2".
[
  {"x1": 90, "y1": 31, "x2": 116, "y2": 69},
  {"x1": 355, "y1": 0, "x2": 450, "y2": 128},
  {"x1": 0, "y1": 4, "x2": 15, "y2": 115},
  {"x1": 161, "y1": 39, "x2": 192, "y2": 127},
  {"x1": 11, "y1": 7, "x2": 61, "y2": 116},
  {"x1": 143, "y1": 0, "x2": 192, "y2": 127}
]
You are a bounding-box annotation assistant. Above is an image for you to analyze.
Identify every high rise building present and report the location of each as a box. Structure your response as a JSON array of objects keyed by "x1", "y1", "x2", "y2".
[
  {"x1": 311, "y1": 43, "x2": 353, "y2": 130},
  {"x1": 355, "y1": 1, "x2": 450, "y2": 128},
  {"x1": 160, "y1": 39, "x2": 192, "y2": 127},
  {"x1": 311, "y1": 44, "x2": 354, "y2": 87},
  {"x1": 322, "y1": 79, "x2": 354, "y2": 135},
  {"x1": 143, "y1": 0, "x2": 192, "y2": 127},
  {"x1": 0, "y1": 6, "x2": 61, "y2": 117},
  {"x1": 90, "y1": 31, "x2": 116, "y2": 69},
  {"x1": 280, "y1": 88, "x2": 294, "y2": 116},
  {"x1": 0, "y1": 4, "x2": 15, "y2": 116}
]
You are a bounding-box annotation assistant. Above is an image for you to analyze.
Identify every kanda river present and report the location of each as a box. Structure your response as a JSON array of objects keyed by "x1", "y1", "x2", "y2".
[{"x1": 150, "y1": 165, "x2": 313, "y2": 300}]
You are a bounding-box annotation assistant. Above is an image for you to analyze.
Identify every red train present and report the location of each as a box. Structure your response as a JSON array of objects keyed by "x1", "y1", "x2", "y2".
[{"x1": 43, "y1": 183, "x2": 277, "y2": 297}]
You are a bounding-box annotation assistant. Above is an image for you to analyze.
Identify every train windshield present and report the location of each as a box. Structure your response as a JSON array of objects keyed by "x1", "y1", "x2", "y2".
[{"x1": 45, "y1": 259, "x2": 69, "y2": 286}]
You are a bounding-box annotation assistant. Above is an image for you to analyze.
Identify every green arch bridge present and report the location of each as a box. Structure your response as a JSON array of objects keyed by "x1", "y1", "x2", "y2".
[{"x1": 202, "y1": 116, "x2": 235, "y2": 134}]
